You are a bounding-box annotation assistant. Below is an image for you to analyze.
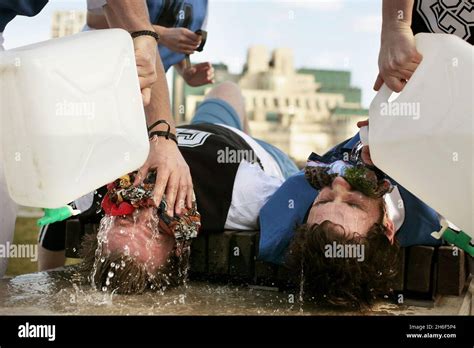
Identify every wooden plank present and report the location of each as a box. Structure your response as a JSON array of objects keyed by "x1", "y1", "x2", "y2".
[
  {"x1": 466, "y1": 254, "x2": 473, "y2": 276},
  {"x1": 458, "y1": 280, "x2": 471, "y2": 315},
  {"x1": 471, "y1": 278, "x2": 474, "y2": 315},
  {"x1": 83, "y1": 223, "x2": 94, "y2": 235},
  {"x1": 456, "y1": 276, "x2": 473, "y2": 315},
  {"x1": 253, "y1": 260, "x2": 278, "y2": 286},
  {"x1": 189, "y1": 235, "x2": 208, "y2": 275},
  {"x1": 65, "y1": 219, "x2": 83, "y2": 258},
  {"x1": 437, "y1": 246, "x2": 466, "y2": 296},
  {"x1": 406, "y1": 246, "x2": 435, "y2": 294},
  {"x1": 276, "y1": 264, "x2": 296, "y2": 288},
  {"x1": 207, "y1": 231, "x2": 234, "y2": 275},
  {"x1": 229, "y1": 231, "x2": 257, "y2": 280},
  {"x1": 393, "y1": 247, "x2": 406, "y2": 292}
]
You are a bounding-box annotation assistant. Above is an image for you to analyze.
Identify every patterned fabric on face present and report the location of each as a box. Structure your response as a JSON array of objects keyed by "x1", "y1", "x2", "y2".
[
  {"x1": 304, "y1": 160, "x2": 393, "y2": 199},
  {"x1": 101, "y1": 171, "x2": 201, "y2": 241}
]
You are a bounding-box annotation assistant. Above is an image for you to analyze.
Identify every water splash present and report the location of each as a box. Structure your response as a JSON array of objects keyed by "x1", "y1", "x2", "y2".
[
  {"x1": 176, "y1": 240, "x2": 191, "y2": 289},
  {"x1": 90, "y1": 215, "x2": 115, "y2": 290},
  {"x1": 298, "y1": 259, "x2": 305, "y2": 313}
]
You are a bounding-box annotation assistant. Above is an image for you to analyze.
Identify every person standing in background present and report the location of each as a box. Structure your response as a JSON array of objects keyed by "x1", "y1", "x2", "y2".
[
  {"x1": 374, "y1": 0, "x2": 473, "y2": 92},
  {"x1": 87, "y1": 0, "x2": 214, "y2": 87}
]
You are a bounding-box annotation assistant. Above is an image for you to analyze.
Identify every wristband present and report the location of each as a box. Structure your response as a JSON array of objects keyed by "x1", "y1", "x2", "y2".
[
  {"x1": 147, "y1": 119, "x2": 171, "y2": 133},
  {"x1": 131, "y1": 30, "x2": 160, "y2": 42},
  {"x1": 149, "y1": 131, "x2": 178, "y2": 145}
]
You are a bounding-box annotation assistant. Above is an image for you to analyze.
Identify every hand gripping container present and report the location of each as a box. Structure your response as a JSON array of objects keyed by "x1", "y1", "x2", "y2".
[
  {"x1": 0, "y1": 29, "x2": 149, "y2": 208},
  {"x1": 369, "y1": 33, "x2": 474, "y2": 238}
]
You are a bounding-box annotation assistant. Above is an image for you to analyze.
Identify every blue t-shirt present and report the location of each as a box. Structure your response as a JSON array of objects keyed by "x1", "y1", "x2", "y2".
[
  {"x1": 258, "y1": 133, "x2": 443, "y2": 264},
  {"x1": 147, "y1": 0, "x2": 208, "y2": 71},
  {"x1": 0, "y1": 0, "x2": 48, "y2": 32}
]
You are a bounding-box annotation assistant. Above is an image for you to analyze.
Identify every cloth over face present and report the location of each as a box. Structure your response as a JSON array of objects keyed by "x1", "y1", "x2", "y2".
[
  {"x1": 101, "y1": 171, "x2": 201, "y2": 241},
  {"x1": 304, "y1": 160, "x2": 393, "y2": 199}
]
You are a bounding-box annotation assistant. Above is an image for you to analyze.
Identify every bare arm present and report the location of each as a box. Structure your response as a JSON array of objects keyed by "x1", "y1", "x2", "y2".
[
  {"x1": 381, "y1": 0, "x2": 414, "y2": 29},
  {"x1": 101, "y1": 1, "x2": 193, "y2": 215},
  {"x1": 374, "y1": 0, "x2": 422, "y2": 92},
  {"x1": 144, "y1": 56, "x2": 174, "y2": 131},
  {"x1": 134, "y1": 55, "x2": 194, "y2": 217},
  {"x1": 104, "y1": 0, "x2": 154, "y2": 32},
  {"x1": 103, "y1": 1, "x2": 158, "y2": 105}
]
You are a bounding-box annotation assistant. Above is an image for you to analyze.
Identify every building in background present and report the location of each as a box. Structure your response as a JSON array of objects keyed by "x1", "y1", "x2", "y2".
[
  {"x1": 49, "y1": 11, "x2": 367, "y2": 163},
  {"x1": 51, "y1": 11, "x2": 86, "y2": 38},
  {"x1": 173, "y1": 46, "x2": 368, "y2": 162}
]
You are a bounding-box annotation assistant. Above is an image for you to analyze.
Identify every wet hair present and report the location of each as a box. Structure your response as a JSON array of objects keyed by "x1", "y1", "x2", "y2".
[
  {"x1": 79, "y1": 231, "x2": 190, "y2": 295},
  {"x1": 286, "y1": 220, "x2": 401, "y2": 309}
]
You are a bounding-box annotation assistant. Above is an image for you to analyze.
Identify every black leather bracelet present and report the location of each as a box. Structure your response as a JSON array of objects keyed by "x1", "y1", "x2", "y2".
[
  {"x1": 131, "y1": 30, "x2": 160, "y2": 42},
  {"x1": 149, "y1": 131, "x2": 178, "y2": 145},
  {"x1": 147, "y1": 119, "x2": 171, "y2": 133}
]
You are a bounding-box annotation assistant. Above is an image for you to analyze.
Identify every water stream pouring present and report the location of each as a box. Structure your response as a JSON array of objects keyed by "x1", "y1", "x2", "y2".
[
  {"x1": 368, "y1": 33, "x2": 474, "y2": 252},
  {"x1": 0, "y1": 29, "x2": 149, "y2": 210}
]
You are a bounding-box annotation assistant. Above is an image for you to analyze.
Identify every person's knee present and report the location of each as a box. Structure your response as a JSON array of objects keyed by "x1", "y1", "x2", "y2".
[
  {"x1": 205, "y1": 81, "x2": 246, "y2": 126},
  {"x1": 205, "y1": 82, "x2": 244, "y2": 108},
  {"x1": 206, "y1": 81, "x2": 242, "y2": 100}
]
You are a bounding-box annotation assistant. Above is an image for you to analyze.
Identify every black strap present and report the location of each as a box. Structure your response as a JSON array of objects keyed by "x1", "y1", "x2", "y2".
[
  {"x1": 149, "y1": 131, "x2": 178, "y2": 145},
  {"x1": 147, "y1": 119, "x2": 171, "y2": 133},
  {"x1": 195, "y1": 29, "x2": 207, "y2": 52},
  {"x1": 184, "y1": 30, "x2": 207, "y2": 65},
  {"x1": 130, "y1": 30, "x2": 160, "y2": 42}
]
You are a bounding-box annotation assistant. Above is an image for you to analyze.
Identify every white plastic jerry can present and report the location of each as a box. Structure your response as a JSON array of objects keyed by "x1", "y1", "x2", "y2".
[
  {"x1": 369, "y1": 33, "x2": 474, "y2": 238},
  {"x1": 0, "y1": 29, "x2": 149, "y2": 208}
]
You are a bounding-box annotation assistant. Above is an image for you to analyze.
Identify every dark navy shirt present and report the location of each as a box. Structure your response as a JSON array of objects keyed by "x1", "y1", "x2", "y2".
[{"x1": 0, "y1": 0, "x2": 48, "y2": 32}]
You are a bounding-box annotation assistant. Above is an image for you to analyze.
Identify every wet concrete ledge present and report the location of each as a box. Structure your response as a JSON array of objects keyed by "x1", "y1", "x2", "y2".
[
  {"x1": 0, "y1": 265, "x2": 472, "y2": 315},
  {"x1": 67, "y1": 222, "x2": 474, "y2": 301}
]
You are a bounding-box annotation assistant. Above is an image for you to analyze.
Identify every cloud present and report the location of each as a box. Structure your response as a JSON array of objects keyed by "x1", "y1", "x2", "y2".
[{"x1": 352, "y1": 14, "x2": 382, "y2": 33}]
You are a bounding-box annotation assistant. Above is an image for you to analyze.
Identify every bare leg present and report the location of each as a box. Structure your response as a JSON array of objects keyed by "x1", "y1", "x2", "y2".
[
  {"x1": 38, "y1": 246, "x2": 66, "y2": 271},
  {"x1": 205, "y1": 81, "x2": 251, "y2": 134}
]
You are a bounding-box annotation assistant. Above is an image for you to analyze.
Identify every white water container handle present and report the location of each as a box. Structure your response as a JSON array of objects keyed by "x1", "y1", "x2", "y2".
[
  {"x1": 373, "y1": 84, "x2": 393, "y2": 106},
  {"x1": 368, "y1": 84, "x2": 394, "y2": 122},
  {"x1": 368, "y1": 82, "x2": 399, "y2": 153},
  {"x1": 368, "y1": 33, "x2": 474, "y2": 238}
]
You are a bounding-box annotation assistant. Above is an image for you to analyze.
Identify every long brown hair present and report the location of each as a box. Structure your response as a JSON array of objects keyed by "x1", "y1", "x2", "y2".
[{"x1": 286, "y1": 220, "x2": 401, "y2": 308}]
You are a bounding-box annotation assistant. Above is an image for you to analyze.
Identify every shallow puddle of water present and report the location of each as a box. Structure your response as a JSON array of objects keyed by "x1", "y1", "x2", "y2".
[{"x1": 0, "y1": 267, "x2": 430, "y2": 315}]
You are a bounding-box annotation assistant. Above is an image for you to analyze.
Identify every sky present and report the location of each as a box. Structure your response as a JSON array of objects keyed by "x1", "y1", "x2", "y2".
[{"x1": 2, "y1": 0, "x2": 383, "y2": 107}]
